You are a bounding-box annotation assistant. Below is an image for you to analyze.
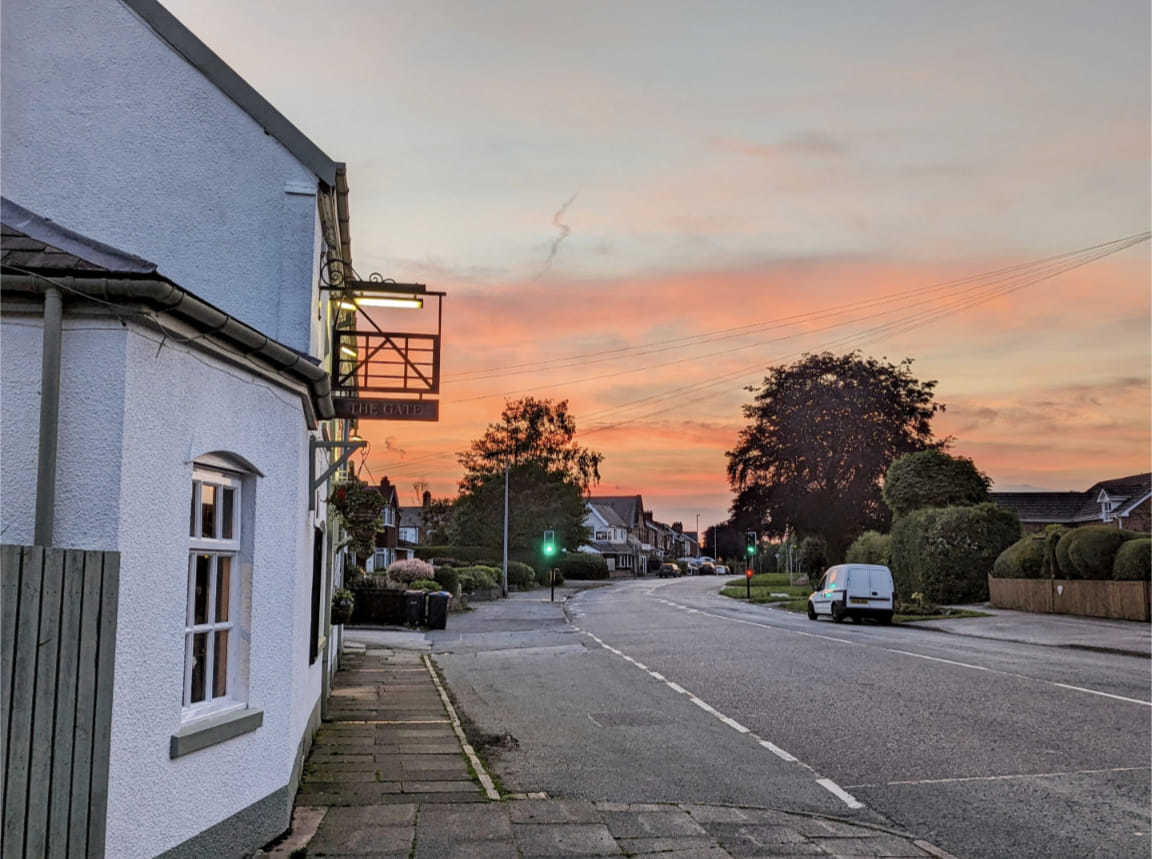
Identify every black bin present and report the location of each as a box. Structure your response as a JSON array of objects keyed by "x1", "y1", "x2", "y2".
[
  {"x1": 404, "y1": 590, "x2": 427, "y2": 626},
  {"x1": 426, "y1": 591, "x2": 450, "y2": 630}
]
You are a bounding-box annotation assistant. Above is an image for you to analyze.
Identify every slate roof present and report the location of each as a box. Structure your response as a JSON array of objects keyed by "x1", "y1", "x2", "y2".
[
  {"x1": 991, "y1": 473, "x2": 1151, "y2": 523},
  {"x1": 587, "y1": 541, "x2": 634, "y2": 554},
  {"x1": 2, "y1": 197, "x2": 158, "y2": 275},
  {"x1": 398, "y1": 507, "x2": 423, "y2": 529},
  {"x1": 588, "y1": 495, "x2": 644, "y2": 527},
  {"x1": 588, "y1": 501, "x2": 629, "y2": 529}
]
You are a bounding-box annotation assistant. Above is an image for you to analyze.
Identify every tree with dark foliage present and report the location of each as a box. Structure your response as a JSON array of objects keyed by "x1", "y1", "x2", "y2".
[
  {"x1": 726, "y1": 352, "x2": 942, "y2": 562},
  {"x1": 455, "y1": 397, "x2": 602, "y2": 552}
]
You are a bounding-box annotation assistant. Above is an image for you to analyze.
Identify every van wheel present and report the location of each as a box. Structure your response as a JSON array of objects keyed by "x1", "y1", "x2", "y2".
[
  {"x1": 831, "y1": 602, "x2": 847, "y2": 623},
  {"x1": 806, "y1": 602, "x2": 817, "y2": 621}
]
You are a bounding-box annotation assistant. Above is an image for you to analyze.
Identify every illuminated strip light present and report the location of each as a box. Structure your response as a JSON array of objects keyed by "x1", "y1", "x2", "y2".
[
  {"x1": 336, "y1": 297, "x2": 424, "y2": 310},
  {"x1": 355, "y1": 296, "x2": 423, "y2": 309},
  {"x1": 339, "y1": 346, "x2": 358, "y2": 358}
]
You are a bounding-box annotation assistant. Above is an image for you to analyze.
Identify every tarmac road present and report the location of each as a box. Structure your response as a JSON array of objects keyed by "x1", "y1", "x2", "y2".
[{"x1": 414, "y1": 577, "x2": 1151, "y2": 858}]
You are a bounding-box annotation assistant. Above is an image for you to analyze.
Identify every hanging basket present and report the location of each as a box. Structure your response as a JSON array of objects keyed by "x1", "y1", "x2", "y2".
[{"x1": 331, "y1": 589, "x2": 356, "y2": 624}]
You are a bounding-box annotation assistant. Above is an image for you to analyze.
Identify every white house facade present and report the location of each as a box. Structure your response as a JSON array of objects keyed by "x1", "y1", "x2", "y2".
[{"x1": 1, "y1": 1, "x2": 354, "y2": 856}]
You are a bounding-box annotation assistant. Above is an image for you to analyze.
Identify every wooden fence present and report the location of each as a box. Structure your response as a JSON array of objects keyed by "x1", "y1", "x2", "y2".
[
  {"x1": 2, "y1": 545, "x2": 120, "y2": 858},
  {"x1": 989, "y1": 575, "x2": 1150, "y2": 622}
]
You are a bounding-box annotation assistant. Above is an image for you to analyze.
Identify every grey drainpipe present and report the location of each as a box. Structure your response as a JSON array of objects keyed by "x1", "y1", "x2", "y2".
[
  {"x1": 33, "y1": 286, "x2": 63, "y2": 545},
  {"x1": 2, "y1": 275, "x2": 335, "y2": 420}
]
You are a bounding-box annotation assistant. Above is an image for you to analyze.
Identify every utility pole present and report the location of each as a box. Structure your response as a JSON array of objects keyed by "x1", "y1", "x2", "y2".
[{"x1": 502, "y1": 464, "x2": 509, "y2": 597}]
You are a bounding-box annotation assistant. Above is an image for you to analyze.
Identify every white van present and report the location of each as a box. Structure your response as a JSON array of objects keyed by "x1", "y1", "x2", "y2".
[{"x1": 807, "y1": 564, "x2": 894, "y2": 624}]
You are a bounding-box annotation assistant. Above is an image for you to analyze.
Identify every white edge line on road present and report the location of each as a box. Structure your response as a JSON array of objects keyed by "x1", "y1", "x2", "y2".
[
  {"x1": 422, "y1": 654, "x2": 501, "y2": 800},
  {"x1": 1049, "y1": 683, "x2": 1151, "y2": 707},
  {"x1": 651, "y1": 587, "x2": 1151, "y2": 708},
  {"x1": 816, "y1": 778, "x2": 865, "y2": 809},
  {"x1": 843, "y1": 765, "x2": 1149, "y2": 789},
  {"x1": 759, "y1": 740, "x2": 799, "y2": 762},
  {"x1": 576, "y1": 626, "x2": 863, "y2": 810}
]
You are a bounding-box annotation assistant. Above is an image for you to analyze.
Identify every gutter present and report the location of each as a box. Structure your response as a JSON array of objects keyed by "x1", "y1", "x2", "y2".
[{"x1": 1, "y1": 274, "x2": 334, "y2": 420}]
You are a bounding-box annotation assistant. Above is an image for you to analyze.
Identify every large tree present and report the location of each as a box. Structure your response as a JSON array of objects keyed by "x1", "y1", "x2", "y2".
[
  {"x1": 726, "y1": 352, "x2": 942, "y2": 562},
  {"x1": 455, "y1": 397, "x2": 603, "y2": 552}
]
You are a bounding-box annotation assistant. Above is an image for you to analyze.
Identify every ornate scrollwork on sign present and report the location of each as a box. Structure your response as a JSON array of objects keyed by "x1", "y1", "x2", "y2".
[{"x1": 318, "y1": 254, "x2": 350, "y2": 288}]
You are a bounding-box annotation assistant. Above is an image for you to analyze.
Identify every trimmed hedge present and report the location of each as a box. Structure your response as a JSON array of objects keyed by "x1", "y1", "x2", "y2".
[
  {"x1": 1056, "y1": 526, "x2": 1145, "y2": 579},
  {"x1": 410, "y1": 578, "x2": 440, "y2": 591},
  {"x1": 457, "y1": 566, "x2": 500, "y2": 593},
  {"x1": 507, "y1": 561, "x2": 537, "y2": 589},
  {"x1": 890, "y1": 503, "x2": 1020, "y2": 603},
  {"x1": 432, "y1": 565, "x2": 459, "y2": 595},
  {"x1": 992, "y1": 536, "x2": 1047, "y2": 579},
  {"x1": 883, "y1": 449, "x2": 990, "y2": 518},
  {"x1": 1113, "y1": 538, "x2": 1151, "y2": 581},
  {"x1": 416, "y1": 545, "x2": 500, "y2": 564},
  {"x1": 845, "y1": 531, "x2": 891, "y2": 566},
  {"x1": 535, "y1": 566, "x2": 565, "y2": 586},
  {"x1": 558, "y1": 553, "x2": 610, "y2": 580}
]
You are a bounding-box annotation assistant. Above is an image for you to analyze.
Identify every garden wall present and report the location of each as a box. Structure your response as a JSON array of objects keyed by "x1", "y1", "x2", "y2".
[{"x1": 989, "y1": 577, "x2": 1150, "y2": 622}]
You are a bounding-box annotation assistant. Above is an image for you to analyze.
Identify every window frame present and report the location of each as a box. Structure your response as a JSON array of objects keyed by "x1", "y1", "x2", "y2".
[{"x1": 184, "y1": 467, "x2": 244, "y2": 720}]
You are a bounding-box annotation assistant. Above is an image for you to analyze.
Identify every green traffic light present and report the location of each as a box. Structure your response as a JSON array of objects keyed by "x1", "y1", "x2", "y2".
[
  {"x1": 543, "y1": 544, "x2": 556, "y2": 556},
  {"x1": 747, "y1": 545, "x2": 756, "y2": 555}
]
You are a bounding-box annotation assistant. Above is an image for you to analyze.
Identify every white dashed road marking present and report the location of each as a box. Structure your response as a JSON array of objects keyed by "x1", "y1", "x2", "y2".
[
  {"x1": 844, "y1": 765, "x2": 1149, "y2": 789},
  {"x1": 647, "y1": 589, "x2": 1151, "y2": 708},
  {"x1": 572, "y1": 623, "x2": 864, "y2": 810}
]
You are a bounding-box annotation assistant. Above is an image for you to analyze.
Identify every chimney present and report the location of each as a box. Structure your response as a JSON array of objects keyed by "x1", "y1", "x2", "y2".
[
  {"x1": 672, "y1": 522, "x2": 683, "y2": 533},
  {"x1": 422, "y1": 490, "x2": 432, "y2": 508}
]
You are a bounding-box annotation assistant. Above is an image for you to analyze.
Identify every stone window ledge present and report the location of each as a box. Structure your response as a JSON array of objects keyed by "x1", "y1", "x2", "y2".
[{"x1": 170, "y1": 707, "x2": 263, "y2": 759}]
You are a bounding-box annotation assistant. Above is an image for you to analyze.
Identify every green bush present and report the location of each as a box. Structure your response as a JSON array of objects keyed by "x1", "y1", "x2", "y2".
[
  {"x1": 432, "y1": 565, "x2": 459, "y2": 595},
  {"x1": 457, "y1": 566, "x2": 500, "y2": 593},
  {"x1": 1056, "y1": 526, "x2": 1145, "y2": 579},
  {"x1": 558, "y1": 553, "x2": 610, "y2": 580},
  {"x1": 507, "y1": 561, "x2": 537, "y2": 589},
  {"x1": 416, "y1": 545, "x2": 500, "y2": 564},
  {"x1": 883, "y1": 449, "x2": 990, "y2": 517},
  {"x1": 797, "y1": 536, "x2": 828, "y2": 587},
  {"x1": 410, "y1": 578, "x2": 440, "y2": 591},
  {"x1": 845, "y1": 531, "x2": 891, "y2": 566},
  {"x1": 889, "y1": 503, "x2": 1020, "y2": 603},
  {"x1": 992, "y1": 536, "x2": 1047, "y2": 578},
  {"x1": 1113, "y1": 538, "x2": 1151, "y2": 580},
  {"x1": 534, "y1": 565, "x2": 564, "y2": 586}
]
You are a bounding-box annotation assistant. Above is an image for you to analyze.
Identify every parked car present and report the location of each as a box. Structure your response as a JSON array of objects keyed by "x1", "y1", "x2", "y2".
[
  {"x1": 658, "y1": 562, "x2": 681, "y2": 578},
  {"x1": 697, "y1": 562, "x2": 717, "y2": 575},
  {"x1": 714, "y1": 564, "x2": 730, "y2": 577},
  {"x1": 807, "y1": 564, "x2": 894, "y2": 624},
  {"x1": 697, "y1": 556, "x2": 716, "y2": 565}
]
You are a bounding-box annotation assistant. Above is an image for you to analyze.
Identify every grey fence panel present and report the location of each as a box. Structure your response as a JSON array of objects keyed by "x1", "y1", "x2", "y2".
[
  {"x1": 3, "y1": 544, "x2": 43, "y2": 858},
  {"x1": 48, "y1": 550, "x2": 87, "y2": 855},
  {"x1": 1, "y1": 545, "x2": 119, "y2": 859},
  {"x1": 86, "y1": 551, "x2": 119, "y2": 858},
  {"x1": 25, "y1": 548, "x2": 65, "y2": 857},
  {"x1": 0, "y1": 544, "x2": 21, "y2": 820}
]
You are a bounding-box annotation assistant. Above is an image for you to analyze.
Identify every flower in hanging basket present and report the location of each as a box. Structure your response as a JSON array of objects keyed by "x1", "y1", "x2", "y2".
[{"x1": 331, "y1": 588, "x2": 356, "y2": 624}]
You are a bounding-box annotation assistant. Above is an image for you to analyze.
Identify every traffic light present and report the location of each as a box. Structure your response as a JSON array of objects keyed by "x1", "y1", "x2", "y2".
[
  {"x1": 745, "y1": 531, "x2": 757, "y2": 556},
  {"x1": 543, "y1": 530, "x2": 556, "y2": 556}
]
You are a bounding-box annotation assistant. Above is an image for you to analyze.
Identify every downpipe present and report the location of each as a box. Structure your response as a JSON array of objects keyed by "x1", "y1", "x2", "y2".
[{"x1": 34, "y1": 286, "x2": 63, "y2": 546}]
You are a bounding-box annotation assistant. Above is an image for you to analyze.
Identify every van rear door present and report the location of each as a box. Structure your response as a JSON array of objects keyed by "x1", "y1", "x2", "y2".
[{"x1": 868, "y1": 567, "x2": 893, "y2": 607}]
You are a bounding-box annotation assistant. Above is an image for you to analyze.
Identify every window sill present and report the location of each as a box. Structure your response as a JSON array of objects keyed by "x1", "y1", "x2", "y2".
[{"x1": 170, "y1": 707, "x2": 263, "y2": 758}]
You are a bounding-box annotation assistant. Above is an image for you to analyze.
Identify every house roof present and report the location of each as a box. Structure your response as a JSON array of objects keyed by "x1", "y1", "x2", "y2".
[
  {"x1": 587, "y1": 501, "x2": 629, "y2": 529},
  {"x1": 2, "y1": 197, "x2": 159, "y2": 275},
  {"x1": 121, "y1": 0, "x2": 340, "y2": 186},
  {"x1": 588, "y1": 495, "x2": 644, "y2": 527},
  {"x1": 586, "y1": 541, "x2": 634, "y2": 554},
  {"x1": 398, "y1": 507, "x2": 423, "y2": 529},
  {"x1": 991, "y1": 473, "x2": 1151, "y2": 523}
]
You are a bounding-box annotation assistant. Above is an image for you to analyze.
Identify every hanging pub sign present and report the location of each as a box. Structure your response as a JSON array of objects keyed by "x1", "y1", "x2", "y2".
[
  {"x1": 332, "y1": 397, "x2": 439, "y2": 421},
  {"x1": 323, "y1": 275, "x2": 445, "y2": 422}
]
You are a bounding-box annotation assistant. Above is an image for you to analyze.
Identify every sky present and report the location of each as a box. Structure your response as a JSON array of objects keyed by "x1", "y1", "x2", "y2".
[{"x1": 166, "y1": 0, "x2": 1150, "y2": 530}]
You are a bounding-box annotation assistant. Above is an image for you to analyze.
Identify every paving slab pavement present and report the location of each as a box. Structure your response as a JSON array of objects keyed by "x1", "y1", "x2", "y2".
[
  {"x1": 260, "y1": 645, "x2": 955, "y2": 858},
  {"x1": 908, "y1": 604, "x2": 1151, "y2": 658}
]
